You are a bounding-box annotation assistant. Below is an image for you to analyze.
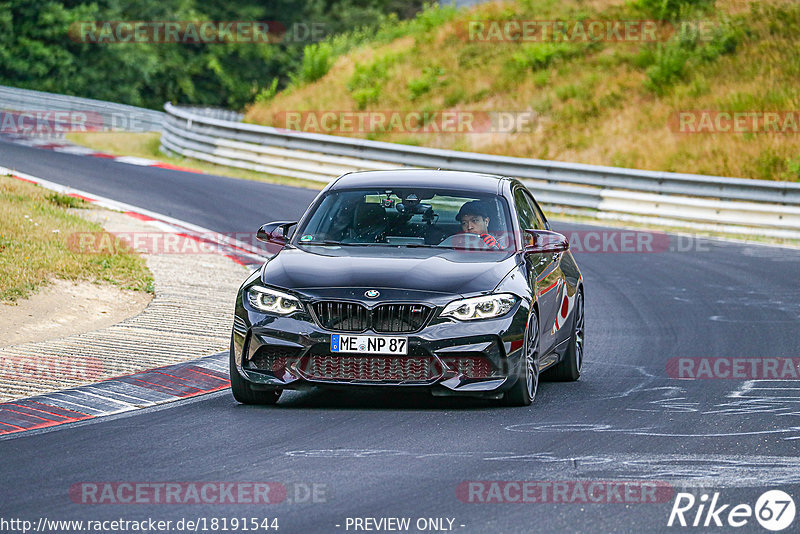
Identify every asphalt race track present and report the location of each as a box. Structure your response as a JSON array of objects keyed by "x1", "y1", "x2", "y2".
[{"x1": 1, "y1": 138, "x2": 799, "y2": 533}]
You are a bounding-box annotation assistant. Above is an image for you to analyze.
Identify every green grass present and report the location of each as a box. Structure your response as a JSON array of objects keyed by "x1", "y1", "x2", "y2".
[
  {"x1": 348, "y1": 52, "x2": 402, "y2": 109},
  {"x1": 290, "y1": 43, "x2": 334, "y2": 86},
  {"x1": 0, "y1": 175, "x2": 153, "y2": 302},
  {"x1": 407, "y1": 66, "x2": 446, "y2": 101},
  {"x1": 325, "y1": 2, "x2": 460, "y2": 57},
  {"x1": 246, "y1": 0, "x2": 800, "y2": 182},
  {"x1": 642, "y1": 16, "x2": 742, "y2": 95}
]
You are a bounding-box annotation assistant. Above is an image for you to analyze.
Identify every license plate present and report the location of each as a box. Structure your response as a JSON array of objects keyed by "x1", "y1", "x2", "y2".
[{"x1": 331, "y1": 334, "x2": 408, "y2": 355}]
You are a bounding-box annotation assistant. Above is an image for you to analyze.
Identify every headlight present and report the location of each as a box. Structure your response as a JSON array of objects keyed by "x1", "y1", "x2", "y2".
[
  {"x1": 441, "y1": 293, "x2": 517, "y2": 321},
  {"x1": 247, "y1": 285, "x2": 303, "y2": 315}
]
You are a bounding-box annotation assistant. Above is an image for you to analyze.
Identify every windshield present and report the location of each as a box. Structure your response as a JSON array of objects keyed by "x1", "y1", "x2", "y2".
[{"x1": 294, "y1": 188, "x2": 514, "y2": 251}]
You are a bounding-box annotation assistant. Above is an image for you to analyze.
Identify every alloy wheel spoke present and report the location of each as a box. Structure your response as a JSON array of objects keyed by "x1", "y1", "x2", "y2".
[
  {"x1": 526, "y1": 317, "x2": 538, "y2": 399},
  {"x1": 575, "y1": 295, "x2": 584, "y2": 369}
]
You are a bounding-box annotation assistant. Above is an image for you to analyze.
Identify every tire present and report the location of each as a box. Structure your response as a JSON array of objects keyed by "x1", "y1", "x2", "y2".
[
  {"x1": 503, "y1": 310, "x2": 539, "y2": 406},
  {"x1": 229, "y1": 338, "x2": 282, "y2": 405},
  {"x1": 544, "y1": 289, "x2": 584, "y2": 382}
]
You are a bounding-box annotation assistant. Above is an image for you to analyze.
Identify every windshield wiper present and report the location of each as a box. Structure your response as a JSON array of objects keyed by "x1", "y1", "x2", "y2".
[
  {"x1": 399, "y1": 243, "x2": 453, "y2": 249},
  {"x1": 301, "y1": 241, "x2": 458, "y2": 249},
  {"x1": 300, "y1": 240, "x2": 372, "y2": 246}
]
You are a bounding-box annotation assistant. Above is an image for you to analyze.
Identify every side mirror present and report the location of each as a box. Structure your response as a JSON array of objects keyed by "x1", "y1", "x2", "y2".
[
  {"x1": 257, "y1": 221, "x2": 298, "y2": 246},
  {"x1": 523, "y1": 229, "x2": 569, "y2": 254}
]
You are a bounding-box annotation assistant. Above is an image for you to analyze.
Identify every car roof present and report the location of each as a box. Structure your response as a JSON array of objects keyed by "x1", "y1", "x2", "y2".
[{"x1": 329, "y1": 169, "x2": 510, "y2": 194}]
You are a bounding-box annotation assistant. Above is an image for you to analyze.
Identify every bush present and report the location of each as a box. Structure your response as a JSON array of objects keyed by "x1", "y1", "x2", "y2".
[
  {"x1": 643, "y1": 17, "x2": 741, "y2": 94},
  {"x1": 255, "y1": 78, "x2": 280, "y2": 104},
  {"x1": 291, "y1": 43, "x2": 333, "y2": 86},
  {"x1": 347, "y1": 53, "x2": 399, "y2": 109},
  {"x1": 47, "y1": 193, "x2": 87, "y2": 209},
  {"x1": 407, "y1": 66, "x2": 445, "y2": 100},
  {"x1": 786, "y1": 155, "x2": 800, "y2": 181},
  {"x1": 351, "y1": 87, "x2": 382, "y2": 109},
  {"x1": 699, "y1": 18, "x2": 740, "y2": 61},
  {"x1": 407, "y1": 1, "x2": 458, "y2": 42},
  {"x1": 633, "y1": 0, "x2": 716, "y2": 21},
  {"x1": 644, "y1": 43, "x2": 691, "y2": 94},
  {"x1": 322, "y1": 4, "x2": 457, "y2": 70},
  {"x1": 444, "y1": 88, "x2": 466, "y2": 107},
  {"x1": 511, "y1": 43, "x2": 583, "y2": 72}
]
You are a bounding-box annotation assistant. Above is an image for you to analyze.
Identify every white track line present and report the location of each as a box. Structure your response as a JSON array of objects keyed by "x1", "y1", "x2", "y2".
[{"x1": 1, "y1": 165, "x2": 270, "y2": 264}]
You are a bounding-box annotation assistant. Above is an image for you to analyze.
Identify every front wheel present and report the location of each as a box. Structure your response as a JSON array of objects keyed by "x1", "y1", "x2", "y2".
[
  {"x1": 544, "y1": 289, "x2": 583, "y2": 381},
  {"x1": 229, "y1": 338, "x2": 282, "y2": 405},
  {"x1": 503, "y1": 310, "x2": 539, "y2": 406}
]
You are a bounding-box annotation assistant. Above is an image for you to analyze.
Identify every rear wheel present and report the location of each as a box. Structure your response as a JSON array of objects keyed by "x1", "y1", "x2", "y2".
[
  {"x1": 503, "y1": 310, "x2": 539, "y2": 406},
  {"x1": 229, "y1": 338, "x2": 282, "y2": 405},
  {"x1": 544, "y1": 289, "x2": 583, "y2": 381}
]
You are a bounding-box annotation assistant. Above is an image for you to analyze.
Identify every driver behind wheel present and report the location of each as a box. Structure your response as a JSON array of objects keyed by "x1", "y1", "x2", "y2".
[
  {"x1": 456, "y1": 200, "x2": 500, "y2": 249},
  {"x1": 351, "y1": 202, "x2": 387, "y2": 242}
]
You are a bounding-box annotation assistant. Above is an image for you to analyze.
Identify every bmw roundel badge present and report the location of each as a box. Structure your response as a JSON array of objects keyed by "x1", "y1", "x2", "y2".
[{"x1": 365, "y1": 289, "x2": 380, "y2": 298}]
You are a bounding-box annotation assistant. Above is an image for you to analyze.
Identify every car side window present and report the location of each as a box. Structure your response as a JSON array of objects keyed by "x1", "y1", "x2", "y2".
[
  {"x1": 513, "y1": 188, "x2": 540, "y2": 232},
  {"x1": 523, "y1": 190, "x2": 548, "y2": 230}
]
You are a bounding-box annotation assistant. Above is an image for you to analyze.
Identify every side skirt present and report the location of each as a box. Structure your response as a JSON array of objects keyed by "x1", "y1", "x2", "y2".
[{"x1": 539, "y1": 338, "x2": 571, "y2": 370}]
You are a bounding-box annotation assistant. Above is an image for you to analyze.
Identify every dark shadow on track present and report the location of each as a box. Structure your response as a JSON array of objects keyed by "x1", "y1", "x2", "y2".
[{"x1": 227, "y1": 383, "x2": 561, "y2": 410}]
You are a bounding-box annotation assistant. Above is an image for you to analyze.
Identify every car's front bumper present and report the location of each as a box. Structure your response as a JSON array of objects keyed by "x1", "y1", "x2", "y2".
[{"x1": 232, "y1": 297, "x2": 530, "y2": 398}]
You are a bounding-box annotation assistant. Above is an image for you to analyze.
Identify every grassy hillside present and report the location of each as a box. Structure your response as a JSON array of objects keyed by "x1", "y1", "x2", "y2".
[{"x1": 246, "y1": 0, "x2": 800, "y2": 181}]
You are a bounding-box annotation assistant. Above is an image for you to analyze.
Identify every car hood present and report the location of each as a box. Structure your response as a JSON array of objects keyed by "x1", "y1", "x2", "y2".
[{"x1": 260, "y1": 245, "x2": 518, "y2": 296}]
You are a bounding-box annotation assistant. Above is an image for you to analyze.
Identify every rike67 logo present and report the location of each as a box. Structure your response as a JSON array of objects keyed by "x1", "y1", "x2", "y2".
[{"x1": 668, "y1": 490, "x2": 795, "y2": 531}]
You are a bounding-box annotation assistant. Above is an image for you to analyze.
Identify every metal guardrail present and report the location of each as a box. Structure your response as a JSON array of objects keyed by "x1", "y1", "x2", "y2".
[
  {"x1": 162, "y1": 103, "x2": 800, "y2": 239},
  {"x1": 0, "y1": 86, "x2": 164, "y2": 132},
  {"x1": 1, "y1": 85, "x2": 797, "y2": 238},
  {"x1": 175, "y1": 106, "x2": 244, "y2": 123}
]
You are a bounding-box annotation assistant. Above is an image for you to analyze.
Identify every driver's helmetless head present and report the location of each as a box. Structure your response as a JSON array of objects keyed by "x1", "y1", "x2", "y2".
[
  {"x1": 332, "y1": 206, "x2": 351, "y2": 226},
  {"x1": 457, "y1": 201, "x2": 491, "y2": 235},
  {"x1": 460, "y1": 214, "x2": 489, "y2": 234}
]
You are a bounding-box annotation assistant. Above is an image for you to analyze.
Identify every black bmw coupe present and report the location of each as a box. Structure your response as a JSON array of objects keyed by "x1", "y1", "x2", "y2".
[{"x1": 230, "y1": 170, "x2": 584, "y2": 406}]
